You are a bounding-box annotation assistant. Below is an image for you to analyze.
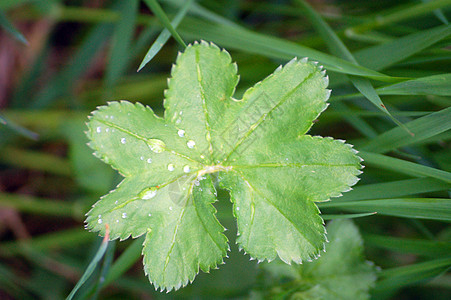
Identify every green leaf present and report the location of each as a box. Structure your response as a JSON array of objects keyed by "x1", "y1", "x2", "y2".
[
  {"x1": 258, "y1": 219, "x2": 377, "y2": 299},
  {"x1": 85, "y1": 42, "x2": 361, "y2": 291}
]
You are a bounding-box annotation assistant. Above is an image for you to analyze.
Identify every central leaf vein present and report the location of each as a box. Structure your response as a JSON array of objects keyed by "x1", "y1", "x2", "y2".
[{"x1": 195, "y1": 48, "x2": 214, "y2": 161}]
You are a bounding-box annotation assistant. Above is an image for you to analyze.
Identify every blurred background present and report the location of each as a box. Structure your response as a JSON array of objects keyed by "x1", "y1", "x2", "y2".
[{"x1": 0, "y1": 0, "x2": 450, "y2": 299}]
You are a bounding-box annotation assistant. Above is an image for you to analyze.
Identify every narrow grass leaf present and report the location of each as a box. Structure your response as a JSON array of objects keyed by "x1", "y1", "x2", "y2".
[
  {"x1": 0, "y1": 12, "x2": 28, "y2": 44},
  {"x1": 294, "y1": 0, "x2": 408, "y2": 133},
  {"x1": 164, "y1": 0, "x2": 239, "y2": 27},
  {"x1": 66, "y1": 226, "x2": 110, "y2": 300},
  {"x1": 142, "y1": 0, "x2": 186, "y2": 48},
  {"x1": 422, "y1": 0, "x2": 449, "y2": 24},
  {"x1": 331, "y1": 102, "x2": 378, "y2": 138},
  {"x1": 349, "y1": 0, "x2": 451, "y2": 33},
  {"x1": 138, "y1": 0, "x2": 193, "y2": 71},
  {"x1": 375, "y1": 257, "x2": 451, "y2": 292},
  {"x1": 320, "y1": 198, "x2": 451, "y2": 221},
  {"x1": 322, "y1": 212, "x2": 376, "y2": 220},
  {"x1": 31, "y1": 22, "x2": 114, "y2": 108},
  {"x1": 355, "y1": 24, "x2": 451, "y2": 71},
  {"x1": 338, "y1": 178, "x2": 451, "y2": 202},
  {"x1": 0, "y1": 114, "x2": 38, "y2": 140},
  {"x1": 179, "y1": 18, "x2": 397, "y2": 81},
  {"x1": 377, "y1": 74, "x2": 451, "y2": 96},
  {"x1": 360, "y1": 151, "x2": 451, "y2": 183},
  {"x1": 363, "y1": 107, "x2": 451, "y2": 153},
  {"x1": 104, "y1": 0, "x2": 138, "y2": 94},
  {"x1": 365, "y1": 234, "x2": 451, "y2": 257},
  {"x1": 102, "y1": 237, "x2": 144, "y2": 286}
]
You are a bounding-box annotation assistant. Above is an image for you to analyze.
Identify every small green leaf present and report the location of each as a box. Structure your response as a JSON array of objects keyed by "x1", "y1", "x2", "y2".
[
  {"x1": 85, "y1": 42, "x2": 362, "y2": 291},
  {"x1": 258, "y1": 219, "x2": 377, "y2": 299}
]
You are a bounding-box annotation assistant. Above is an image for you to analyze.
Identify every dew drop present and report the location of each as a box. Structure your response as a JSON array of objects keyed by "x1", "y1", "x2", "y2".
[
  {"x1": 148, "y1": 213, "x2": 152, "y2": 217},
  {"x1": 176, "y1": 119, "x2": 181, "y2": 124},
  {"x1": 96, "y1": 127, "x2": 101, "y2": 133},
  {"x1": 122, "y1": 213, "x2": 127, "y2": 219},
  {"x1": 142, "y1": 189, "x2": 157, "y2": 199},
  {"x1": 169, "y1": 206, "x2": 173, "y2": 211},
  {"x1": 148, "y1": 139, "x2": 166, "y2": 153},
  {"x1": 121, "y1": 137, "x2": 126, "y2": 144},
  {"x1": 236, "y1": 207, "x2": 240, "y2": 211},
  {"x1": 140, "y1": 156, "x2": 144, "y2": 161},
  {"x1": 187, "y1": 140, "x2": 195, "y2": 148},
  {"x1": 106, "y1": 128, "x2": 110, "y2": 133},
  {"x1": 115, "y1": 200, "x2": 118, "y2": 204},
  {"x1": 147, "y1": 158, "x2": 152, "y2": 163},
  {"x1": 168, "y1": 164, "x2": 175, "y2": 171},
  {"x1": 98, "y1": 219, "x2": 103, "y2": 224},
  {"x1": 183, "y1": 165, "x2": 190, "y2": 173},
  {"x1": 177, "y1": 129, "x2": 185, "y2": 137},
  {"x1": 200, "y1": 155, "x2": 205, "y2": 159},
  {"x1": 116, "y1": 220, "x2": 119, "y2": 223}
]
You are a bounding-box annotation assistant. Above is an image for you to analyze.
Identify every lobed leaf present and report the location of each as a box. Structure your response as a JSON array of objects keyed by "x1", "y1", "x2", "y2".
[{"x1": 85, "y1": 41, "x2": 362, "y2": 291}]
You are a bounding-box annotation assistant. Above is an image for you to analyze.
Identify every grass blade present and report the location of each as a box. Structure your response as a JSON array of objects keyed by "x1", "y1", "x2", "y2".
[
  {"x1": 338, "y1": 178, "x2": 451, "y2": 202},
  {"x1": 179, "y1": 18, "x2": 397, "y2": 81},
  {"x1": 142, "y1": 0, "x2": 186, "y2": 48},
  {"x1": 0, "y1": 11, "x2": 28, "y2": 44},
  {"x1": 138, "y1": 0, "x2": 193, "y2": 71},
  {"x1": 0, "y1": 114, "x2": 38, "y2": 140},
  {"x1": 294, "y1": 0, "x2": 409, "y2": 133},
  {"x1": 102, "y1": 237, "x2": 144, "y2": 286},
  {"x1": 377, "y1": 73, "x2": 451, "y2": 96},
  {"x1": 355, "y1": 24, "x2": 451, "y2": 71},
  {"x1": 320, "y1": 198, "x2": 451, "y2": 221},
  {"x1": 349, "y1": 0, "x2": 451, "y2": 33},
  {"x1": 360, "y1": 151, "x2": 451, "y2": 183},
  {"x1": 31, "y1": 22, "x2": 114, "y2": 108},
  {"x1": 104, "y1": 0, "x2": 139, "y2": 94},
  {"x1": 375, "y1": 257, "x2": 451, "y2": 292},
  {"x1": 66, "y1": 225, "x2": 110, "y2": 300},
  {"x1": 322, "y1": 212, "x2": 376, "y2": 220},
  {"x1": 363, "y1": 107, "x2": 451, "y2": 153},
  {"x1": 365, "y1": 234, "x2": 451, "y2": 257}
]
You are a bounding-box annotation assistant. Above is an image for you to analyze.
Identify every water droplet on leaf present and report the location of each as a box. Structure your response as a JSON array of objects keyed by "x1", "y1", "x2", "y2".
[
  {"x1": 177, "y1": 129, "x2": 185, "y2": 137},
  {"x1": 168, "y1": 164, "x2": 175, "y2": 171},
  {"x1": 187, "y1": 140, "x2": 195, "y2": 148},
  {"x1": 148, "y1": 139, "x2": 166, "y2": 153}
]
